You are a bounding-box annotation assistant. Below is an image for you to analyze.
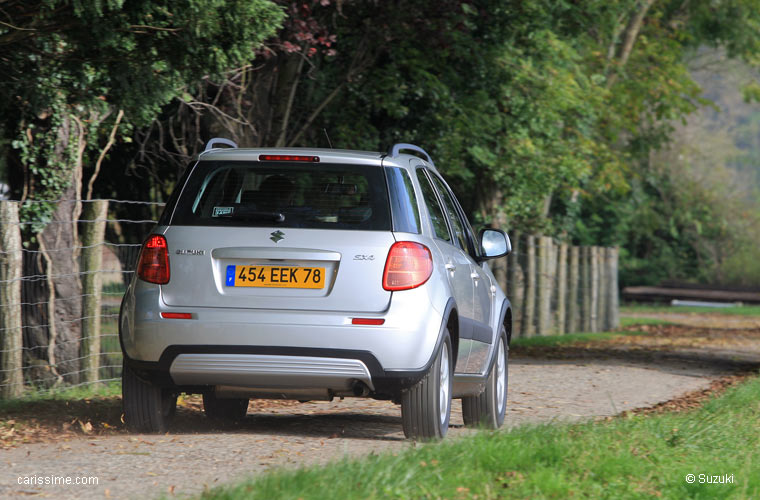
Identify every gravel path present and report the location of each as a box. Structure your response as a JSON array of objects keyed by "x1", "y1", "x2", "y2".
[{"x1": 0, "y1": 356, "x2": 724, "y2": 500}]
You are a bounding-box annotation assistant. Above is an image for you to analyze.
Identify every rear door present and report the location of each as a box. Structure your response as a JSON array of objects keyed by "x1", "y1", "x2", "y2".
[
  {"x1": 415, "y1": 168, "x2": 473, "y2": 370},
  {"x1": 159, "y1": 160, "x2": 394, "y2": 313}
]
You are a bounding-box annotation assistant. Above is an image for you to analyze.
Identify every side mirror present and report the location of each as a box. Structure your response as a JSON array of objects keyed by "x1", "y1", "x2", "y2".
[{"x1": 479, "y1": 229, "x2": 511, "y2": 259}]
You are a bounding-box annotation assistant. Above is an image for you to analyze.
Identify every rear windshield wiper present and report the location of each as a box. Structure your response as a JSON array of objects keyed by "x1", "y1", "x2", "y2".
[{"x1": 221, "y1": 209, "x2": 285, "y2": 223}]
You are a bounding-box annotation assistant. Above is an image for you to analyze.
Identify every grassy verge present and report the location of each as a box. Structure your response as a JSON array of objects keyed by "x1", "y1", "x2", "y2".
[
  {"x1": 622, "y1": 304, "x2": 760, "y2": 316},
  {"x1": 199, "y1": 375, "x2": 760, "y2": 499},
  {"x1": 0, "y1": 381, "x2": 121, "y2": 413},
  {"x1": 511, "y1": 329, "x2": 649, "y2": 348}
]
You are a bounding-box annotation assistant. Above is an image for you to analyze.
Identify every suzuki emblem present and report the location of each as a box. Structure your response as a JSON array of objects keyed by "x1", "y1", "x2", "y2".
[{"x1": 270, "y1": 230, "x2": 285, "y2": 243}]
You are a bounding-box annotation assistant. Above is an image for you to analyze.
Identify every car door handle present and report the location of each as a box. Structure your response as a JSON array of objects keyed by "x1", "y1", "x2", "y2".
[
  {"x1": 445, "y1": 263, "x2": 456, "y2": 271},
  {"x1": 470, "y1": 272, "x2": 480, "y2": 280}
]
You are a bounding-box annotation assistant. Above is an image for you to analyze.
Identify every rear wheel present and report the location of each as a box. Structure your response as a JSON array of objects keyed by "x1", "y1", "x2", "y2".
[
  {"x1": 122, "y1": 361, "x2": 176, "y2": 433},
  {"x1": 401, "y1": 332, "x2": 452, "y2": 440},
  {"x1": 202, "y1": 392, "x2": 249, "y2": 420},
  {"x1": 462, "y1": 327, "x2": 508, "y2": 429}
]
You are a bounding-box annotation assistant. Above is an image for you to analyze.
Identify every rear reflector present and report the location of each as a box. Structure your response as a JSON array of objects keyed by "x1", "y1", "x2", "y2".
[
  {"x1": 382, "y1": 241, "x2": 433, "y2": 291},
  {"x1": 352, "y1": 318, "x2": 385, "y2": 325},
  {"x1": 259, "y1": 154, "x2": 320, "y2": 162},
  {"x1": 161, "y1": 312, "x2": 193, "y2": 320},
  {"x1": 137, "y1": 234, "x2": 170, "y2": 285}
]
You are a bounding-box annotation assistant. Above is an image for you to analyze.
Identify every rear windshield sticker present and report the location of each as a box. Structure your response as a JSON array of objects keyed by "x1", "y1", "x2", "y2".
[{"x1": 212, "y1": 206, "x2": 234, "y2": 217}]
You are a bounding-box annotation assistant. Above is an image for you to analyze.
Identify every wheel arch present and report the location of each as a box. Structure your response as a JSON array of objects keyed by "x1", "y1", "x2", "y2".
[
  {"x1": 497, "y1": 299, "x2": 513, "y2": 345},
  {"x1": 442, "y1": 298, "x2": 459, "y2": 370}
]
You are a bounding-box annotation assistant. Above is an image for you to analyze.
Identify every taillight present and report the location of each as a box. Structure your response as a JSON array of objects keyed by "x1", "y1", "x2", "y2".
[
  {"x1": 137, "y1": 235, "x2": 170, "y2": 284},
  {"x1": 382, "y1": 241, "x2": 433, "y2": 291}
]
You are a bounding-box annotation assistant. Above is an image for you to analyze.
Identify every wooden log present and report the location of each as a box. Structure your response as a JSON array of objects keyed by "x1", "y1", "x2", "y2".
[
  {"x1": 80, "y1": 200, "x2": 109, "y2": 385},
  {"x1": 537, "y1": 236, "x2": 552, "y2": 335},
  {"x1": 621, "y1": 285, "x2": 760, "y2": 304},
  {"x1": 556, "y1": 242, "x2": 568, "y2": 335},
  {"x1": 0, "y1": 201, "x2": 24, "y2": 398},
  {"x1": 507, "y1": 232, "x2": 523, "y2": 337},
  {"x1": 568, "y1": 246, "x2": 580, "y2": 333},
  {"x1": 523, "y1": 235, "x2": 537, "y2": 337},
  {"x1": 590, "y1": 246, "x2": 600, "y2": 332},
  {"x1": 608, "y1": 247, "x2": 620, "y2": 328}
]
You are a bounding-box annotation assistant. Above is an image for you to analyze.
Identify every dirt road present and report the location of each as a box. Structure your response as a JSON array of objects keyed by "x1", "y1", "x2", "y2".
[{"x1": 2, "y1": 316, "x2": 758, "y2": 500}]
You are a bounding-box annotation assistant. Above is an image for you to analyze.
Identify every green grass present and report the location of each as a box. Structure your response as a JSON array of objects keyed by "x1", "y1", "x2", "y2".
[
  {"x1": 621, "y1": 304, "x2": 760, "y2": 316},
  {"x1": 0, "y1": 381, "x2": 121, "y2": 413},
  {"x1": 198, "y1": 375, "x2": 760, "y2": 499},
  {"x1": 619, "y1": 316, "x2": 674, "y2": 328},
  {"x1": 511, "y1": 329, "x2": 649, "y2": 348}
]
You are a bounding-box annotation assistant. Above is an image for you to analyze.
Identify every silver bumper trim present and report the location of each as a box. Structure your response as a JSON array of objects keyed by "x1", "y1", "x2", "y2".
[{"x1": 169, "y1": 353, "x2": 374, "y2": 390}]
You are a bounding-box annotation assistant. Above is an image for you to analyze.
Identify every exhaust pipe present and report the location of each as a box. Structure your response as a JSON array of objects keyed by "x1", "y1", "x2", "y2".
[{"x1": 352, "y1": 381, "x2": 370, "y2": 397}]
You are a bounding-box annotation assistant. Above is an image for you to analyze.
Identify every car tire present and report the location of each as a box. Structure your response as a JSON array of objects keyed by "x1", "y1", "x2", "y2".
[
  {"x1": 462, "y1": 326, "x2": 508, "y2": 429},
  {"x1": 202, "y1": 392, "x2": 249, "y2": 420},
  {"x1": 122, "y1": 361, "x2": 176, "y2": 433},
  {"x1": 401, "y1": 331, "x2": 452, "y2": 440}
]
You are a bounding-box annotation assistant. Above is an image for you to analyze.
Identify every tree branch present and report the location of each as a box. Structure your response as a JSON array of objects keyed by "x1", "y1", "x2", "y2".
[
  {"x1": 607, "y1": 0, "x2": 658, "y2": 89},
  {"x1": 86, "y1": 109, "x2": 124, "y2": 201}
]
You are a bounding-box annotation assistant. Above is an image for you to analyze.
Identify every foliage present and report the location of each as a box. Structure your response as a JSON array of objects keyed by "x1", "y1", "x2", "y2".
[
  {"x1": 0, "y1": 0, "x2": 284, "y2": 225},
  {"x1": 4, "y1": 0, "x2": 760, "y2": 287}
]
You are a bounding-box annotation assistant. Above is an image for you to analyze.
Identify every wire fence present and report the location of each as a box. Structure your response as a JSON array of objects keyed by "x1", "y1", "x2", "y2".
[
  {"x1": 0, "y1": 199, "x2": 161, "y2": 399},
  {"x1": 0, "y1": 200, "x2": 619, "y2": 399}
]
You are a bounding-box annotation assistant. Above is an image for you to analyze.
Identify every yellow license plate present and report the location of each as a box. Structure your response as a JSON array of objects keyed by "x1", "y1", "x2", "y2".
[{"x1": 225, "y1": 265, "x2": 326, "y2": 289}]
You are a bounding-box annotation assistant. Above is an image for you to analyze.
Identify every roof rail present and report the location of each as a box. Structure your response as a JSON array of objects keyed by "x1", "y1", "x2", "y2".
[
  {"x1": 204, "y1": 138, "x2": 238, "y2": 151},
  {"x1": 388, "y1": 143, "x2": 435, "y2": 167}
]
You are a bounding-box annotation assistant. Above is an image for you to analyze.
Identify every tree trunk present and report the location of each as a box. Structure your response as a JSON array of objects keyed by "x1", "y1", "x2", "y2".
[
  {"x1": 20, "y1": 115, "x2": 85, "y2": 386},
  {"x1": 37, "y1": 191, "x2": 83, "y2": 384}
]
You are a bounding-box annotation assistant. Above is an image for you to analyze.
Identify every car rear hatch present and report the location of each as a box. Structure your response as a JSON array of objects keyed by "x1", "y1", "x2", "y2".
[
  {"x1": 161, "y1": 227, "x2": 393, "y2": 312},
  {"x1": 157, "y1": 157, "x2": 394, "y2": 313}
]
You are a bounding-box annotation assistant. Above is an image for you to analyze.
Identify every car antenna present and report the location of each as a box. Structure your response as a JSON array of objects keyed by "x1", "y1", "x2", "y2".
[{"x1": 323, "y1": 128, "x2": 333, "y2": 149}]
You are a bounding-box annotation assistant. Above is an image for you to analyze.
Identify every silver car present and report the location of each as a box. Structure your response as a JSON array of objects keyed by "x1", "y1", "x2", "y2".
[{"x1": 120, "y1": 140, "x2": 512, "y2": 440}]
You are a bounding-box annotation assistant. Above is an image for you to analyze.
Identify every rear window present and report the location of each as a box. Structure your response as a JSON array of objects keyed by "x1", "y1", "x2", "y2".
[{"x1": 170, "y1": 161, "x2": 391, "y2": 230}]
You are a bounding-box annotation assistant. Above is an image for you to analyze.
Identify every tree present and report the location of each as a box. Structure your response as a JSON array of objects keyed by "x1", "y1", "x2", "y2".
[{"x1": 0, "y1": 0, "x2": 284, "y2": 383}]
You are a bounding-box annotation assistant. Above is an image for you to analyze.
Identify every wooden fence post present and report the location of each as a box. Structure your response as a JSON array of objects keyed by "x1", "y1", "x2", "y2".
[
  {"x1": 607, "y1": 247, "x2": 620, "y2": 329},
  {"x1": 507, "y1": 232, "x2": 523, "y2": 337},
  {"x1": 0, "y1": 201, "x2": 24, "y2": 398},
  {"x1": 523, "y1": 235, "x2": 537, "y2": 337},
  {"x1": 556, "y1": 242, "x2": 568, "y2": 335},
  {"x1": 598, "y1": 246, "x2": 608, "y2": 331},
  {"x1": 568, "y1": 246, "x2": 580, "y2": 333},
  {"x1": 590, "y1": 246, "x2": 600, "y2": 332},
  {"x1": 80, "y1": 200, "x2": 108, "y2": 385},
  {"x1": 537, "y1": 236, "x2": 553, "y2": 335},
  {"x1": 581, "y1": 247, "x2": 591, "y2": 332}
]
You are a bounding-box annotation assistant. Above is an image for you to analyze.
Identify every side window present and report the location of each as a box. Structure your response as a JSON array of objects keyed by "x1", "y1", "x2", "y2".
[
  {"x1": 415, "y1": 169, "x2": 450, "y2": 241},
  {"x1": 451, "y1": 193, "x2": 482, "y2": 258},
  {"x1": 385, "y1": 167, "x2": 421, "y2": 233},
  {"x1": 429, "y1": 174, "x2": 467, "y2": 251}
]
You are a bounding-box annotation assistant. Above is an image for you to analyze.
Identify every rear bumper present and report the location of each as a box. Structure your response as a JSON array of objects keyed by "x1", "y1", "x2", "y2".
[
  {"x1": 123, "y1": 345, "x2": 433, "y2": 398},
  {"x1": 120, "y1": 280, "x2": 446, "y2": 398}
]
